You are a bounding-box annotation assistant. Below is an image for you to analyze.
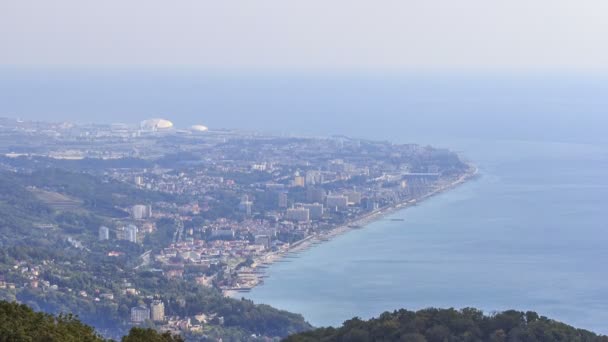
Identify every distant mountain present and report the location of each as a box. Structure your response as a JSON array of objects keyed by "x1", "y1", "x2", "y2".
[{"x1": 284, "y1": 308, "x2": 608, "y2": 342}]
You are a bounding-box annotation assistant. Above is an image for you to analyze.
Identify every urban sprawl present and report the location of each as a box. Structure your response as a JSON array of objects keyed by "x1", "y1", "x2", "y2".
[{"x1": 0, "y1": 117, "x2": 474, "y2": 336}]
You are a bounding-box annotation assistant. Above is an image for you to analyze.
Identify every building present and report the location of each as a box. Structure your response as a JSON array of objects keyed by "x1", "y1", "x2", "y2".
[
  {"x1": 132, "y1": 204, "x2": 152, "y2": 220},
  {"x1": 99, "y1": 226, "x2": 110, "y2": 241},
  {"x1": 362, "y1": 197, "x2": 379, "y2": 211},
  {"x1": 125, "y1": 224, "x2": 138, "y2": 243},
  {"x1": 131, "y1": 306, "x2": 150, "y2": 323},
  {"x1": 211, "y1": 229, "x2": 235, "y2": 240},
  {"x1": 151, "y1": 300, "x2": 165, "y2": 322},
  {"x1": 286, "y1": 208, "x2": 310, "y2": 222},
  {"x1": 345, "y1": 191, "x2": 362, "y2": 205},
  {"x1": 191, "y1": 124, "x2": 209, "y2": 133},
  {"x1": 306, "y1": 187, "x2": 326, "y2": 203},
  {"x1": 251, "y1": 162, "x2": 267, "y2": 171},
  {"x1": 292, "y1": 175, "x2": 305, "y2": 187},
  {"x1": 305, "y1": 170, "x2": 323, "y2": 185},
  {"x1": 140, "y1": 118, "x2": 173, "y2": 131},
  {"x1": 238, "y1": 195, "x2": 253, "y2": 216},
  {"x1": 134, "y1": 176, "x2": 143, "y2": 186},
  {"x1": 326, "y1": 195, "x2": 348, "y2": 210},
  {"x1": 132, "y1": 205, "x2": 145, "y2": 219},
  {"x1": 302, "y1": 203, "x2": 324, "y2": 219},
  {"x1": 277, "y1": 192, "x2": 288, "y2": 208},
  {"x1": 254, "y1": 235, "x2": 271, "y2": 250}
]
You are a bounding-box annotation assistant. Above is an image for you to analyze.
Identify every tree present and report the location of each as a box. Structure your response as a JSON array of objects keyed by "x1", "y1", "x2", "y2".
[
  {"x1": 122, "y1": 327, "x2": 184, "y2": 342},
  {"x1": 0, "y1": 301, "x2": 103, "y2": 342},
  {"x1": 284, "y1": 308, "x2": 608, "y2": 342}
]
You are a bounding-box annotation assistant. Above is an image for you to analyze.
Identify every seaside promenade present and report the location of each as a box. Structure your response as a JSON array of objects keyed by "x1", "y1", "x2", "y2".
[{"x1": 225, "y1": 165, "x2": 478, "y2": 297}]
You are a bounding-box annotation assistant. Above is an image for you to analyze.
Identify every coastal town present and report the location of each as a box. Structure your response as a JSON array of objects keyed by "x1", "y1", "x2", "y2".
[{"x1": 0, "y1": 117, "x2": 474, "y2": 339}]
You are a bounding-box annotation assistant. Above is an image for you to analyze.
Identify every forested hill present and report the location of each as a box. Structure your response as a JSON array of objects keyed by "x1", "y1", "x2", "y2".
[
  {"x1": 0, "y1": 300, "x2": 103, "y2": 341},
  {"x1": 0, "y1": 168, "x2": 312, "y2": 340},
  {"x1": 284, "y1": 308, "x2": 608, "y2": 342},
  {"x1": 0, "y1": 300, "x2": 183, "y2": 341}
]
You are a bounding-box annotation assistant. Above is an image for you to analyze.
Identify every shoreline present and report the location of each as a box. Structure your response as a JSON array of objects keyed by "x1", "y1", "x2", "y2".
[{"x1": 224, "y1": 165, "x2": 479, "y2": 297}]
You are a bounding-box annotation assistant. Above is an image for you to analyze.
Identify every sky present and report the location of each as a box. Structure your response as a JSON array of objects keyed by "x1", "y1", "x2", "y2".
[{"x1": 2, "y1": 0, "x2": 608, "y2": 71}]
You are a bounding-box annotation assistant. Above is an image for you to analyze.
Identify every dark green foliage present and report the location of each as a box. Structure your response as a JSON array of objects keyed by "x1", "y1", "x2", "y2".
[
  {"x1": 25, "y1": 168, "x2": 171, "y2": 214},
  {"x1": 144, "y1": 217, "x2": 179, "y2": 249},
  {"x1": 0, "y1": 171, "x2": 53, "y2": 241},
  {"x1": 0, "y1": 300, "x2": 187, "y2": 342},
  {"x1": 131, "y1": 277, "x2": 312, "y2": 337},
  {"x1": 284, "y1": 308, "x2": 608, "y2": 342},
  {"x1": 0, "y1": 156, "x2": 153, "y2": 171},
  {"x1": 122, "y1": 327, "x2": 184, "y2": 342},
  {"x1": 0, "y1": 300, "x2": 103, "y2": 341},
  {"x1": 0, "y1": 168, "x2": 170, "y2": 242}
]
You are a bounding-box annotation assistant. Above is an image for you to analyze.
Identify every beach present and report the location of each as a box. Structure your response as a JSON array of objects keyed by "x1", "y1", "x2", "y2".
[{"x1": 225, "y1": 165, "x2": 478, "y2": 297}]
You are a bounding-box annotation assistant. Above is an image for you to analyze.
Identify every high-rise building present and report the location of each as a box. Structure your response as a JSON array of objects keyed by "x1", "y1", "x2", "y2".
[
  {"x1": 130, "y1": 306, "x2": 150, "y2": 323},
  {"x1": 238, "y1": 195, "x2": 253, "y2": 216},
  {"x1": 293, "y1": 175, "x2": 305, "y2": 187},
  {"x1": 326, "y1": 195, "x2": 348, "y2": 210},
  {"x1": 362, "y1": 198, "x2": 380, "y2": 211},
  {"x1": 134, "y1": 176, "x2": 144, "y2": 186},
  {"x1": 305, "y1": 171, "x2": 323, "y2": 185},
  {"x1": 278, "y1": 192, "x2": 288, "y2": 208},
  {"x1": 150, "y1": 300, "x2": 165, "y2": 322},
  {"x1": 211, "y1": 229, "x2": 235, "y2": 239},
  {"x1": 125, "y1": 224, "x2": 138, "y2": 243},
  {"x1": 254, "y1": 235, "x2": 271, "y2": 250},
  {"x1": 98, "y1": 226, "x2": 110, "y2": 241},
  {"x1": 286, "y1": 208, "x2": 310, "y2": 222},
  {"x1": 345, "y1": 191, "x2": 362, "y2": 205},
  {"x1": 306, "y1": 187, "x2": 326, "y2": 203},
  {"x1": 302, "y1": 203, "x2": 324, "y2": 219},
  {"x1": 131, "y1": 204, "x2": 151, "y2": 220}
]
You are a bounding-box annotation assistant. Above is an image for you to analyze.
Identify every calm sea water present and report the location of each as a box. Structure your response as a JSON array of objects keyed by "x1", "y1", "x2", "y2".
[
  {"x1": 245, "y1": 139, "x2": 608, "y2": 333},
  {"x1": 1, "y1": 70, "x2": 607, "y2": 333}
]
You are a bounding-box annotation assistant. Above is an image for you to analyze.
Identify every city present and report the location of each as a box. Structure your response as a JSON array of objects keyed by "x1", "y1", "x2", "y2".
[{"x1": 0, "y1": 117, "x2": 472, "y2": 339}]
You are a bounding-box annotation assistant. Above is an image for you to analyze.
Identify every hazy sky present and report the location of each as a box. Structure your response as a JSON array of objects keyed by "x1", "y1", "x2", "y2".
[{"x1": 2, "y1": 0, "x2": 608, "y2": 70}]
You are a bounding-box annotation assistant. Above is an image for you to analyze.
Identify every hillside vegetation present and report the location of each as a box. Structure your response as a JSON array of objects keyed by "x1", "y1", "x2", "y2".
[
  {"x1": 284, "y1": 308, "x2": 608, "y2": 342},
  {"x1": 0, "y1": 300, "x2": 182, "y2": 341},
  {"x1": 0, "y1": 168, "x2": 311, "y2": 340},
  {"x1": 0, "y1": 300, "x2": 103, "y2": 341}
]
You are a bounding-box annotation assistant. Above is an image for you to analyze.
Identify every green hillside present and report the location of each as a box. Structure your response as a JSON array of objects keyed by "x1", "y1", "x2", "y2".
[
  {"x1": 0, "y1": 169, "x2": 312, "y2": 340},
  {"x1": 0, "y1": 300, "x2": 103, "y2": 341},
  {"x1": 284, "y1": 308, "x2": 608, "y2": 342},
  {"x1": 0, "y1": 300, "x2": 183, "y2": 341}
]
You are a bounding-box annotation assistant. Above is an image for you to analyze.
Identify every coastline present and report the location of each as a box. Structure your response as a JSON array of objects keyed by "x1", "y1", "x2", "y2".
[{"x1": 225, "y1": 165, "x2": 479, "y2": 297}]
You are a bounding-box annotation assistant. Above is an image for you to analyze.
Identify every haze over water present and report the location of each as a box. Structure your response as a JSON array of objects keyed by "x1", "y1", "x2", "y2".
[{"x1": 2, "y1": 70, "x2": 607, "y2": 333}]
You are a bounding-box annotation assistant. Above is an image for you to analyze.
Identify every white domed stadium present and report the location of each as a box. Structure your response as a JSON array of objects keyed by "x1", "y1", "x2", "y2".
[
  {"x1": 140, "y1": 118, "x2": 174, "y2": 131},
  {"x1": 191, "y1": 124, "x2": 209, "y2": 133}
]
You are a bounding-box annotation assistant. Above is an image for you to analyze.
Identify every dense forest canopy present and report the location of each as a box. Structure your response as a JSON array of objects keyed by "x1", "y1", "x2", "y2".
[
  {"x1": 284, "y1": 308, "x2": 608, "y2": 342},
  {"x1": 0, "y1": 300, "x2": 103, "y2": 341},
  {"x1": 0, "y1": 300, "x2": 182, "y2": 341},
  {"x1": 3, "y1": 300, "x2": 607, "y2": 342}
]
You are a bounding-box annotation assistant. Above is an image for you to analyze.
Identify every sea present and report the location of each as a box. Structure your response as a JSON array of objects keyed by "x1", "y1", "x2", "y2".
[
  {"x1": 1, "y1": 69, "x2": 607, "y2": 333},
  {"x1": 245, "y1": 139, "x2": 608, "y2": 334}
]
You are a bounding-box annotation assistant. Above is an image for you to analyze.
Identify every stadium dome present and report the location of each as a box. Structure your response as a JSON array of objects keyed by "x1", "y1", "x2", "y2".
[
  {"x1": 191, "y1": 125, "x2": 209, "y2": 132},
  {"x1": 140, "y1": 118, "x2": 174, "y2": 130}
]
